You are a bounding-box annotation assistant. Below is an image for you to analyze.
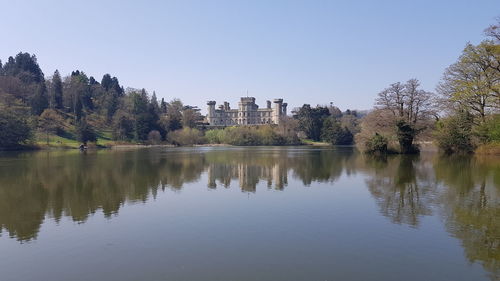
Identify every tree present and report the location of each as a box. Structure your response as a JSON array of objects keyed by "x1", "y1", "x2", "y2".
[
  {"x1": 434, "y1": 110, "x2": 475, "y2": 154},
  {"x1": 375, "y1": 79, "x2": 435, "y2": 153},
  {"x1": 0, "y1": 110, "x2": 32, "y2": 148},
  {"x1": 75, "y1": 118, "x2": 97, "y2": 144},
  {"x1": 1, "y1": 52, "x2": 44, "y2": 83},
  {"x1": 437, "y1": 42, "x2": 500, "y2": 123},
  {"x1": 160, "y1": 98, "x2": 167, "y2": 113},
  {"x1": 182, "y1": 106, "x2": 202, "y2": 128},
  {"x1": 51, "y1": 70, "x2": 63, "y2": 109},
  {"x1": 296, "y1": 104, "x2": 330, "y2": 141},
  {"x1": 484, "y1": 17, "x2": 500, "y2": 42},
  {"x1": 321, "y1": 117, "x2": 353, "y2": 145},
  {"x1": 112, "y1": 109, "x2": 134, "y2": 141},
  {"x1": 147, "y1": 130, "x2": 161, "y2": 144},
  {"x1": 38, "y1": 109, "x2": 64, "y2": 144},
  {"x1": 161, "y1": 99, "x2": 183, "y2": 133},
  {"x1": 130, "y1": 89, "x2": 153, "y2": 141},
  {"x1": 30, "y1": 82, "x2": 48, "y2": 115}
]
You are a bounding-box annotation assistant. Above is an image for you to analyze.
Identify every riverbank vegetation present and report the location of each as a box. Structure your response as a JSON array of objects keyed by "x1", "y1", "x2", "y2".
[{"x1": 355, "y1": 18, "x2": 500, "y2": 155}]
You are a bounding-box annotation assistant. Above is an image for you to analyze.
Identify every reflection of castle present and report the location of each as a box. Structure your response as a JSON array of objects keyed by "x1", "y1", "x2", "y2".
[
  {"x1": 206, "y1": 97, "x2": 288, "y2": 126},
  {"x1": 207, "y1": 162, "x2": 288, "y2": 192}
]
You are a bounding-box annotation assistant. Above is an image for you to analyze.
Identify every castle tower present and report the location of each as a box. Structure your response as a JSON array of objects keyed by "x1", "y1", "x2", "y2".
[
  {"x1": 207, "y1": 101, "x2": 216, "y2": 124},
  {"x1": 273, "y1": 99, "x2": 283, "y2": 124}
]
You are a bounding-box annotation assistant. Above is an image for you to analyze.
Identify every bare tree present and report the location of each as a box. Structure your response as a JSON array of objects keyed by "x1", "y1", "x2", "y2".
[
  {"x1": 374, "y1": 79, "x2": 436, "y2": 153},
  {"x1": 484, "y1": 17, "x2": 500, "y2": 42}
]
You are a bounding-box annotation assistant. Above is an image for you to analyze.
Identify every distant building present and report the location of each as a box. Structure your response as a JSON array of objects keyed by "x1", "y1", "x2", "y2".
[{"x1": 206, "y1": 97, "x2": 287, "y2": 126}]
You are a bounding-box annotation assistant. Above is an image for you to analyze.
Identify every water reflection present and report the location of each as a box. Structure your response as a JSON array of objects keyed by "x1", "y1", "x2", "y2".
[
  {"x1": 0, "y1": 147, "x2": 498, "y2": 279},
  {"x1": 363, "y1": 155, "x2": 436, "y2": 227},
  {"x1": 434, "y1": 156, "x2": 500, "y2": 280}
]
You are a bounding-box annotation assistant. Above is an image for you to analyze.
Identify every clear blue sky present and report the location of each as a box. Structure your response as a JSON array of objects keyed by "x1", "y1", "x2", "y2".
[{"x1": 1, "y1": 0, "x2": 498, "y2": 112}]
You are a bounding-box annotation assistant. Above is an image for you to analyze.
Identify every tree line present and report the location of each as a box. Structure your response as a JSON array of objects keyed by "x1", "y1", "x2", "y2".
[{"x1": 0, "y1": 54, "x2": 203, "y2": 148}]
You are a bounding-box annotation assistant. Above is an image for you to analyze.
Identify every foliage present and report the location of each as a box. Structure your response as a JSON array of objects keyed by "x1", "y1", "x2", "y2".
[
  {"x1": 363, "y1": 133, "x2": 388, "y2": 154},
  {"x1": 38, "y1": 109, "x2": 65, "y2": 144},
  {"x1": 75, "y1": 119, "x2": 97, "y2": 144},
  {"x1": 29, "y1": 82, "x2": 48, "y2": 115},
  {"x1": 112, "y1": 109, "x2": 134, "y2": 141},
  {"x1": 476, "y1": 114, "x2": 500, "y2": 143},
  {"x1": 434, "y1": 111, "x2": 475, "y2": 154},
  {"x1": 0, "y1": 110, "x2": 32, "y2": 148},
  {"x1": 50, "y1": 70, "x2": 63, "y2": 109},
  {"x1": 147, "y1": 130, "x2": 162, "y2": 145},
  {"x1": 205, "y1": 129, "x2": 226, "y2": 144},
  {"x1": 320, "y1": 117, "x2": 353, "y2": 145},
  {"x1": 295, "y1": 104, "x2": 330, "y2": 141},
  {"x1": 396, "y1": 120, "x2": 419, "y2": 153},
  {"x1": 435, "y1": 18, "x2": 500, "y2": 154},
  {"x1": 167, "y1": 128, "x2": 204, "y2": 146},
  {"x1": 204, "y1": 125, "x2": 300, "y2": 146},
  {"x1": 437, "y1": 41, "x2": 500, "y2": 123}
]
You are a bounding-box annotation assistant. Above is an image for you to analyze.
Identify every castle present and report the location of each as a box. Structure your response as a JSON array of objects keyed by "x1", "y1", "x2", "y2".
[{"x1": 206, "y1": 97, "x2": 287, "y2": 126}]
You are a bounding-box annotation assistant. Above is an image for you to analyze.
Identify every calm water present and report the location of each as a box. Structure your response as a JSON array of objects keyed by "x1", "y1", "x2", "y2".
[{"x1": 0, "y1": 146, "x2": 498, "y2": 281}]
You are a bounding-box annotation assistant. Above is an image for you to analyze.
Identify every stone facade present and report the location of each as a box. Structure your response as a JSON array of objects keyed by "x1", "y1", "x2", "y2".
[{"x1": 206, "y1": 97, "x2": 287, "y2": 126}]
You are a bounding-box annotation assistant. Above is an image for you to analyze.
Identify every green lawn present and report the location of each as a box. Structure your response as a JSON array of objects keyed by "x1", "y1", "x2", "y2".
[{"x1": 35, "y1": 130, "x2": 124, "y2": 148}]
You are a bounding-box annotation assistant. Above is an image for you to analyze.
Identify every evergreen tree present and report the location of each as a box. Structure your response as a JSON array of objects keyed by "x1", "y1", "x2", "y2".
[
  {"x1": 160, "y1": 98, "x2": 167, "y2": 113},
  {"x1": 101, "y1": 74, "x2": 113, "y2": 91},
  {"x1": 75, "y1": 118, "x2": 97, "y2": 144},
  {"x1": 75, "y1": 98, "x2": 83, "y2": 121},
  {"x1": 30, "y1": 83, "x2": 49, "y2": 115},
  {"x1": 2, "y1": 52, "x2": 44, "y2": 83},
  {"x1": 52, "y1": 70, "x2": 63, "y2": 109}
]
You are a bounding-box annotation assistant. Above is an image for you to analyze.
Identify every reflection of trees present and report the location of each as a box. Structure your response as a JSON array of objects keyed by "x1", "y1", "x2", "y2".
[
  {"x1": 364, "y1": 155, "x2": 436, "y2": 227},
  {"x1": 363, "y1": 153, "x2": 499, "y2": 279},
  {"x1": 290, "y1": 149, "x2": 353, "y2": 185},
  {"x1": 434, "y1": 155, "x2": 500, "y2": 280},
  {"x1": 0, "y1": 149, "x2": 206, "y2": 241},
  {"x1": 0, "y1": 147, "x2": 498, "y2": 281},
  {"x1": 0, "y1": 148, "x2": 354, "y2": 241}
]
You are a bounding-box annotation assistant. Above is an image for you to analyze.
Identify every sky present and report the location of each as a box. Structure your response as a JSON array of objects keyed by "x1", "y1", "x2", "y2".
[{"x1": 1, "y1": 0, "x2": 498, "y2": 112}]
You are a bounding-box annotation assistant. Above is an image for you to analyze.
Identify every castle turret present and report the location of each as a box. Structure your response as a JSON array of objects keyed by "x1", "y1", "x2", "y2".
[
  {"x1": 273, "y1": 99, "x2": 283, "y2": 124},
  {"x1": 207, "y1": 101, "x2": 216, "y2": 124}
]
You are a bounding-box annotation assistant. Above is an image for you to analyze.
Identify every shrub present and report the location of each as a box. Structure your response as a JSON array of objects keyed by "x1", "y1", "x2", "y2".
[
  {"x1": 167, "y1": 128, "x2": 204, "y2": 146},
  {"x1": 477, "y1": 114, "x2": 500, "y2": 143},
  {"x1": 434, "y1": 112, "x2": 475, "y2": 154},
  {"x1": 364, "y1": 133, "x2": 388, "y2": 154},
  {"x1": 204, "y1": 125, "x2": 300, "y2": 146},
  {"x1": 147, "y1": 130, "x2": 162, "y2": 145},
  {"x1": 321, "y1": 117, "x2": 353, "y2": 145},
  {"x1": 205, "y1": 129, "x2": 226, "y2": 144}
]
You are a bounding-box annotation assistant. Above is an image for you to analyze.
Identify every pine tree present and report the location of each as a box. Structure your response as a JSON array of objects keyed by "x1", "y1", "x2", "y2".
[
  {"x1": 52, "y1": 70, "x2": 63, "y2": 109},
  {"x1": 30, "y1": 83, "x2": 49, "y2": 115}
]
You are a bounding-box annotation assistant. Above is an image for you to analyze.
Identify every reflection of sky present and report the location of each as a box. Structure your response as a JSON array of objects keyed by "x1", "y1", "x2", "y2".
[
  {"x1": 0, "y1": 148, "x2": 498, "y2": 281},
  {"x1": 0, "y1": 174, "x2": 488, "y2": 281}
]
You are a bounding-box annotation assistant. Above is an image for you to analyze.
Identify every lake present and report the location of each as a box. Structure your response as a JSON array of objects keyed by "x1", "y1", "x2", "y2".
[{"x1": 0, "y1": 146, "x2": 498, "y2": 281}]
